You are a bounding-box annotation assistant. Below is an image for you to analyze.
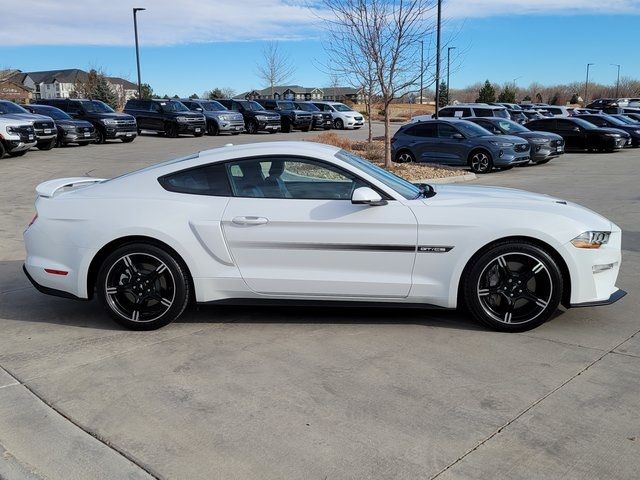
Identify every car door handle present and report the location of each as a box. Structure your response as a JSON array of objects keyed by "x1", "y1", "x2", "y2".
[{"x1": 232, "y1": 216, "x2": 269, "y2": 226}]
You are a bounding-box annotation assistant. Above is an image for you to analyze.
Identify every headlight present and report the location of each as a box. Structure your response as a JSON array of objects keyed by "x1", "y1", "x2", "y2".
[
  {"x1": 6, "y1": 126, "x2": 18, "y2": 134},
  {"x1": 101, "y1": 119, "x2": 117, "y2": 125},
  {"x1": 605, "y1": 133, "x2": 620, "y2": 138},
  {"x1": 635, "y1": 130, "x2": 640, "y2": 135},
  {"x1": 176, "y1": 116, "x2": 189, "y2": 123},
  {"x1": 62, "y1": 124, "x2": 75, "y2": 132},
  {"x1": 530, "y1": 138, "x2": 548, "y2": 144},
  {"x1": 571, "y1": 231, "x2": 611, "y2": 249},
  {"x1": 489, "y1": 140, "x2": 514, "y2": 147},
  {"x1": 255, "y1": 115, "x2": 268, "y2": 121},
  {"x1": 218, "y1": 115, "x2": 230, "y2": 121}
]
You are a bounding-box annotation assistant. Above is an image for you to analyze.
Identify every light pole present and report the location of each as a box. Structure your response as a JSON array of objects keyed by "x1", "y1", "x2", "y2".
[
  {"x1": 446, "y1": 46, "x2": 456, "y2": 104},
  {"x1": 133, "y1": 7, "x2": 146, "y2": 99},
  {"x1": 611, "y1": 64, "x2": 621, "y2": 98},
  {"x1": 584, "y1": 63, "x2": 594, "y2": 105},
  {"x1": 420, "y1": 40, "x2": 424, "y2": 105},
  {"x1": 434, "y1": 0, "x2": 442, "y2": 118}
]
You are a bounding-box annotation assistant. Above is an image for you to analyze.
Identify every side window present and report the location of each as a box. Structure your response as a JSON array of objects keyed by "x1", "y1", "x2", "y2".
[
  {"x1": 229, "y1": 102, "x2": 240, "y2": 112},
  {"x1": 473, "y1": 108, "x2": 493, "y2": 117},
  {"x1": 66, "y1": 101, "x2": 82, "y2": 114},
  {"x1": 438, "y1": 123, "x2": 460, "y2": 138},
  {"x1": 556, "y1": 120, "x2": 576, "y2": 132},
  {"x1": 587, "y1": 117, "x2": 606, "y2": 127},
  {"x1": 150, "y1": 102, "x2": 161, "y2": 112},
  {"x1": 405, "y1": 123, "x2": 437, "y2": 137},
  {"x1": 225, "y1": 158, "x2": 366, "y2": 200},
  {"x1": 440, "y1": 108, "x2": 471, "y2": 118},
  {"x1": 127, "y1": 100, "x2": 140, "y2": 109},
  {"x1": 159, "y1": 163, "x2": 231, "y2": 196}
]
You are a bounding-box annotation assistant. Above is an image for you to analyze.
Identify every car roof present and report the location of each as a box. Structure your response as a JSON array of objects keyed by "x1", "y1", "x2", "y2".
[{"x1": 443, "y1": 104, "x2": 506, "y2": 110}]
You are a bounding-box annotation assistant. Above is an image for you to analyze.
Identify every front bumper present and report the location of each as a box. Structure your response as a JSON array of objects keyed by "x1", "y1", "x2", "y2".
[
  {"x1": 257, "y1": 120, "x2": 281, "y2": 131},
  {"x1": 570, "y1": 289, "x2": 626, "y2": 307},
  {"x1": 217, "y1": 120, "x2": 245, "y2": 133},
  {"x1": 177, "y1": 121, "x2": 206, "y2": 134},
  {"x1": 105, "y1": 127, "x2": 137, "y2": 139},
  {"x1": 62, "y1": 131, "x2": 95, "y2": 143},
  {"x1": 343, "y1": 117, "x2": 365, "y2": 129},
  {"x1": 493, "y1": 147, "x2": 531, "y2": 166},
  {"x1": 6, "y1": 139, "x2": 37, "y2": 152}
]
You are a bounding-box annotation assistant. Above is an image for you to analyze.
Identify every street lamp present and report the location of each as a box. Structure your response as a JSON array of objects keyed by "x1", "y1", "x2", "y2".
[
  {"x1": 446, "y1": 46, "x2": 456, "y2": 104},
  {"x1": 133, "y1": 7, "x2": 146, "y2": 99},
  {"x1": 434, "y1": 0, "x2": 442, "y2": 118},
  {"x1": 420, "y1": 40, "x2": 424, "y2": 105},
  {"x1": 611, "y1": 64, "x2": 621, "y2": 98},
  {"x1": 584, "y1": 63, "x2": 594, "y2": 106}
]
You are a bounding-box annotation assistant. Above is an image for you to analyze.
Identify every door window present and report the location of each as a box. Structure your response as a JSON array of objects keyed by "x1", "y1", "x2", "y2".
[
  {"x1": 437, "y1": 123, "x2": 461, "y2": 138},
  {"x1": 557, "y1": 120, "x2": 578, "y2": 132},
  {"x1": 66, "y1": 101, "x2": 82, "y2": 114},
  {"x1": 405, "y1": 123, "x2": 437, "y2": 137},
  {"x1": 225, "y1": 158, "x2": 366, "y2": 200}
]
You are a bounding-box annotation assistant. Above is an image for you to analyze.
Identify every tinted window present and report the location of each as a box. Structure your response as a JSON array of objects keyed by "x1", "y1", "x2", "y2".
[
  {"x1": 583, "y1": 116, "x2": 608, "y2": 127},
  {"x1": 66, "y1": 101, "x2": 82, "y2": 113},
  {"x1": 225, "y1": 157, "x2": 365, "y2": 200},
  {"x1": 0, "y1": 101, "x2": 29, "y2": 114},
  {"x1": 440, "y1": 107, "x2": 471, "y2": 118},
  {"x1": 438, "y1": 123, "x2": 460, "y2": 138},
  {"x1": 546, "y1": 107, "x2": 562, "y2": 114},
  {"x1": 405, "y1": 123, "x2": 437, "y2": 137},
  {"x1": 159, "y1": 163, "x2": 231, "y2": 196},
  {"x1": 557, "y1": 120, "x2": 579, "y2": 132},
  {"x1": 473, "y1": 108, "x2": 494, "y2": 117}
]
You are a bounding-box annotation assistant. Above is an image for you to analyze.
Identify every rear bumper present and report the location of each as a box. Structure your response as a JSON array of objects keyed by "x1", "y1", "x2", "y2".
[
  {"x1": 23, "y1": 264, "x2": 84, "y2": 300},
  {"x1": 570, "y1": 288, "x2": 626, "y2": 308}
]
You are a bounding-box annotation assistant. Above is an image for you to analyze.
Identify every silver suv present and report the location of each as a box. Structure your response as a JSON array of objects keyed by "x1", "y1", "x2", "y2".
[
  {"x1": 180, "y1": 99, "x2": 245, "y2": 135},
  {"x1": 412, "y1": 103, "x2": 510, "y2": 122}
]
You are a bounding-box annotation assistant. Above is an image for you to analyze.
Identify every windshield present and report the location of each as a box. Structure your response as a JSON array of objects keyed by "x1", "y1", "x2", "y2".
[
  {"x1": 239, "y1": 101, "x2": 264, "y2": 111},
  {"x1": 0, "y1": 101, "x2": 29, "y2": 114},
  {"x1": 494, "y1": 109, "x2": 509, "y2": 118},
  {"x1": 295, "y1": 103, "x2": 319, "y2": 112},
  {"x1": 278, "y1": 101, "x2": 296, "y2": 110},
  {"x1": 34, "y1": 106, "x2": 71, "y2": 120},
  {"x1": 599, "y1": 116, "x2": 627, "y2": 126},
  {"x1": 202, "y1": 101, "x2": 226, "y2": 111},
  {"x1": 496, "y1": 119, "x2": 529, "y2": 133},
  {"x1": 456, "y1": 121, "x2": 492, "y2": 137},
  {"x1": 80, "y1": 100, "x2": 115, "y2": 113},
  {"x1": 618, "y1": 115, "x2": 640, "y2": 124},
  {"x1": 333, "y1": 104, "x2": 352, "y2": 112},
  {"x1": 158, "y1": 101, "x2": 189, "y2": 112},
  {"x1": 335, "y1": 150, "x2": 420, "y2": 200}
]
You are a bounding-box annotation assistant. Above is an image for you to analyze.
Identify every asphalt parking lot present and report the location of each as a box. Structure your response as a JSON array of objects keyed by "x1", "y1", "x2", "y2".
[{"x1": 0, "y1": 124, "x2": 638, "y2": 480}]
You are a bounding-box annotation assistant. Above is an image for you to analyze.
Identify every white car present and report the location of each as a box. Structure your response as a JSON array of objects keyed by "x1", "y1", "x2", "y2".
[
  {"x1": 23, "y1": 141, "x2": 625, "y2": 331},
  {"x1": 0, "y1": 116, "x2": 37, "y2": 157},
  {"x1": 312, "y1": 101, "x2": 364, "y2": 130}
]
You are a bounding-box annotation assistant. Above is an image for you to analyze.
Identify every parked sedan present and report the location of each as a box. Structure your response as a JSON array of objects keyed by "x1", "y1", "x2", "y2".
[
  {"x1": 526, "y1": 117, "x2": 630, "y2": 152},
  {"x1": 23, "y1": 141, "x2": 624, "y2": 332},
  {"x1": 467, "y1": 117, "x2": 564, "y2": 164},
  {"x1": 612, "y1": 113, "x2": 640, "y2": 124},
  {"x1": 575, "y1": 114, "x2": 640, "y2": 147},
  {"x1": 21, "y1": 104, "x2": 95, "y2": 146},
  {"x1": 391, "y1": 119, "x2": 531, "y2": 173}
]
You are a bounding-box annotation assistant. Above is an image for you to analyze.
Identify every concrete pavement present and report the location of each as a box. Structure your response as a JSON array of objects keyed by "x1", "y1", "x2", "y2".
[{"x1": 0, "y1": 126, "x2": 637, "y2": 479}]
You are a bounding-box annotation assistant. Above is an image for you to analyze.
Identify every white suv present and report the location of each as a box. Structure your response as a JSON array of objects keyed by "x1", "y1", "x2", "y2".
[
  {"x1": 0, "y1": 116, "x2": 37, "y2": 158},
  {"x1": 312, "y1": 101, "x2": 364, "y2": 130}
]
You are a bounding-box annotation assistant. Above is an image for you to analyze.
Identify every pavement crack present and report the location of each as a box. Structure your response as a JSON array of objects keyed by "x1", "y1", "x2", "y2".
[
  {"x1": 516, "y1": 332, "x2": 606, "y2": 352},
  {"x1": 430, "y1": 325, "x2": 640, "y2": 479}
]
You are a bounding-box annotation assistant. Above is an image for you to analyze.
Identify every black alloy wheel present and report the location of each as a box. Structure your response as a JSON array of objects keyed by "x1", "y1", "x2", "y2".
[
  {"x1": 395, "y1": 150, "x2": 415, "y2": 163},
  {"x1": 165, "y1": 122, "x2": 179, "y2": 138},
  {"x1": 247, "y1": 120, "x2": 259, "y2": 134},
  {"x1": 94, "y1": 128, "x2": 106, "y2": 144},
  {"x1": 207, "y1": 121, "x2": 220, "y2": 136},
  {"x1": 469, "y1": 150, "x2": 493, "y2": 174},
  {"x1": 463, "y1": 241, "x2": 562, "y2": 332},
  {"x1": 97, "y1": 243, "x2": 190, "y2": 330},
  {"x1": 334, "y1": 118, "x2": 344, "y2": 130}
]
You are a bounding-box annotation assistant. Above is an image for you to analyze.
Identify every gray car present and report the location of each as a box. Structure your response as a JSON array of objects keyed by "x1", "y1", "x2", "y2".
[
  {"x1": 467, "y1": 117, "x2": 564, "y2": 164},
  {"x1": 180, "y1": 99, "x2": 245, "y2": 136},
  {"x1": 391, "y1": 118, "x2": 531, "y2": 174}
]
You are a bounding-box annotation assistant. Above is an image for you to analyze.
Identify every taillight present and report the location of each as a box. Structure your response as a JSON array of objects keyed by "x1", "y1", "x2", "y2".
[{"x1": 28, "y1": 213, "x2": 38, "y2": 227}]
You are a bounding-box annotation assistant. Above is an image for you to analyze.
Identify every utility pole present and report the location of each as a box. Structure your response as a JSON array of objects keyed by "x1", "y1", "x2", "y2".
[
  {"x1": 133, "y1": 7, "x2": 146, "y2": 99},
  {"x1": 434, "y1": 0, "x2": 442, "y2": 118},
  {"x1": 584, "y1": 63, "x2": 594, "y2": 105},
  {"x1": 447, "y1": 46, "x2": 456, "y2": 105},
  {"x1": 420, "y1": 40, "x2": 424, "y2": 105},
  {"x1": 611, "y1": 64, "x2": 621, "y2": 98}
]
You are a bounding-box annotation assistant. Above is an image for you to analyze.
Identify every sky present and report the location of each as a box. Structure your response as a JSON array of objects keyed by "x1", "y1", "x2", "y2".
[{"x1": 1, "y1": 0, "x2": 639, "y2": 97}]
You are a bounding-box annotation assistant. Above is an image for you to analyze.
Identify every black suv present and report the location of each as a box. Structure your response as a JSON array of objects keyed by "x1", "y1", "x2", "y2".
[
  {"x1": 294, "y1": 101, "x2": 332, "y2": 130},
  {"x1": 124, "y1": 99, "x2": 206, "y2": 137},
  {"x1": 35, "y1": 99, "x2": 136, "y2": 144},
  {"x1": 216, "y1": 99, "x2": 281, "y2": 134},
  {"x1": 21, "y1": 104, "x2": 95, "y2": 147},
  {"x1": 254, "y1": 99, "x2": 313, "y2": 132}
]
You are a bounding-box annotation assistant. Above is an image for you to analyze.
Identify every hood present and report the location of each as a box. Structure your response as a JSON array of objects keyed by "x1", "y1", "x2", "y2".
[
  {"x1": 597, "y1": 127, "x2": 631, "y2": 137},
  {"x1": 478, "y1": 134, "x2": 527, "y2": 143},
  {"x1": 56, "y1": 119, "x2": 94, "y2": 128},
  {"x1": 255, "y1": 110, "x2": 280, "y2": 117},
  {"x1": 2, "y1": 112, "x2": 53, "y2": 123},
  {"x1": 164, "y1": 111, "x2": 204, "y2": 118},
  {"x1": 517, "y1": 131, "x2": 563, "y2": 141},
  {"x1": 423, "y1": 184, "x2": 612, "y2": 231},
  {"x1": 85, "y1": 112, "x2": 135, "y2": 120}
]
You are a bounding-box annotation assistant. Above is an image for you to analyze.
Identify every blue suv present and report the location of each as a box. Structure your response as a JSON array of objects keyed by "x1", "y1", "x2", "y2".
[{"x1": 391, "y1": 119, "x2": 531, "y2": 173}]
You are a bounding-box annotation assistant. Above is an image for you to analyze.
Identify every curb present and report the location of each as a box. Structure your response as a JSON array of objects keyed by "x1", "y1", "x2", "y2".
[{"x1": 417, "y1": 172, "x2": 477, "y2": 184}]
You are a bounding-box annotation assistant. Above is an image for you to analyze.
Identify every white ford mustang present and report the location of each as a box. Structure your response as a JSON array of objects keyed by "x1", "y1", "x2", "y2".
[{"x1": 23, "y1": 141, "x2": 625, "y2": 331}]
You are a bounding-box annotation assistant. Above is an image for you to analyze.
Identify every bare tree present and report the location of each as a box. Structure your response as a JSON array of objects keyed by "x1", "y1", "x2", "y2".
[
  {"x1": 255, "y1": 42, "x2": 295, "y2": 97},
  {"x1": 220, "y1": 87, "x2": 237, "y2": 99},
  {"x1": 318, "y1": 0, "x2": 436, "y2": 167}
]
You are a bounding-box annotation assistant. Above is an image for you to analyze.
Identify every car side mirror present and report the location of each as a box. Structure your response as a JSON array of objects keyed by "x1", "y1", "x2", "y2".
[
  {"x1": 352, "y1": 187, "x2": 387, "y2": 206},
  {"x1": 195, "y1": 107, "x2": 203, "y2": 112},
  {"x1": 453, "y1": 133, "x2": 464, "y2": 139},
  {"x1": 572, "y1": 126, "x2": 581, "y2": 132}
]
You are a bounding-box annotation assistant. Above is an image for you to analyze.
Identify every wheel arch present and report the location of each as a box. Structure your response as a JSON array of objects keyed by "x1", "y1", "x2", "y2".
[
  {"x1": 467, "y1": 146, "x2": 492, "y2": 166},
  {"x1": 455, "y1": 235, "x2": 572, "y2": 308},
  {"x1": 86, "y1": 235, "x2": 195, "y2": 301}
]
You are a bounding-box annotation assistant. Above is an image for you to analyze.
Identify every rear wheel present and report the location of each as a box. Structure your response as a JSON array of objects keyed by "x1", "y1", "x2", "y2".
[
  {"x1": 395, "y1": 150, "x2": 415, "y2": 163},
  {"x1": 462, "y1": 241, "x2": 563, "y2": 332},
  {"x1": 469, "y1": 150, "x2": 493, "y2": 174},
  {"x1": 96, "y1": 243, "x2": 190, "y2": 330}
]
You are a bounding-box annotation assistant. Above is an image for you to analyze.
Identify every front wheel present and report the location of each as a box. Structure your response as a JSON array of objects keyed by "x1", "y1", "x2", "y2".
[
  {"x1": 462, "y1": 241, "x2": 563, "y2": 332},
  {"x1": 334, "y1": 118, "x2": 344, "y2": 130},
  {"x1": 469, "y1": 150, "x2": 493, "y2": 174},
  {"x1": 165, "y1": 123, "x2": 179, "y2": 138},
  {"x1": 96, "y1": 243, "x2": 191, "y2": 330},
  {"x1": 94, "y1": 129, "x2": 106, "y2": 144},
  {"x1": 246, "y1": 120, "x2": 259, "y2": 134},
  {"x1": 207, "y1": 122, "x2": 220, "y2": 136}
]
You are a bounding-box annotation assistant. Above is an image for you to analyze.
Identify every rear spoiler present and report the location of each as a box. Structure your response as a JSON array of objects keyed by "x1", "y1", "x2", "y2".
[{"x1": 36, "y1": 177, "x2": 105, "y2": 198}]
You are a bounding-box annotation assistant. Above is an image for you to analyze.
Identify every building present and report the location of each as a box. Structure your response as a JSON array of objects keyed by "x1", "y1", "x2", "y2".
[
  {"x1": 107, "y1": 77, "x2": 138, "y2": 103},
  {"x1": 0, "y1": 70, "x2": 33, "y2": 103},
  {"x1": 238, "y1": 85, "x2": 364, "y2": 103}
]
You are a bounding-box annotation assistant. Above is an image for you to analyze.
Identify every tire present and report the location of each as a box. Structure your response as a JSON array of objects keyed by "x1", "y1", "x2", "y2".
[
  {"x1": 7, "y1": 150, "x2": 27, "y2": 157},
  {"x1": 37, "y1": 139, "x2": 56, "y2": 151},
  {"x1": 334, "y1": 118, "x2": 344, "y2": 130},
  {"x1": 469, "y1": 150, "x2": 493, "y2": 174},
  {"x1": 247, "y1": 120, "x2": 259, "y2": 134},
  {"x1": 462, "y1": 241, "x2": 563, "y2": 332},
  {"x1": 282, "y1": 121, "x2": 291, "y2": 133},
  {"x1": 94, "y1": 128, "x2": 106, "y2": 144},
  {"x1": 207, "y1": 121, "x2": 220, "y2": 136},
  {"x1": 165, "y1": 122, "x2": 179, "y2": 138},
  {"x1": 395, "y1": 150, "x2": 415, "y2": 163},
  {"x1": 96, "y1": 243, "x2": 190, "y2": 330},
  {"x1": 302, "y1": 125, "x2": 311, "y2": 132},
  {"x1": 121, "y1": 137, "x2": 135, "y2": 143},
  {"x1": 535, "y1": 158, "x2": 551, "y2": 165},
  {"x1": 0, "y1": 142, "x2": 6, "y2": 158}
]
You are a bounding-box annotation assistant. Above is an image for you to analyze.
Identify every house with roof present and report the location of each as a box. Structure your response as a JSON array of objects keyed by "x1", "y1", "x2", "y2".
[
  {"x1": 322, "y1": 87, "x2": 364, "y2": 103},
  {"x1": 238, "y1": 85, "x2": 364, "y2": 103},
  {"x1": 0, "y1": 70, "x2": 34, "y2": 103}
]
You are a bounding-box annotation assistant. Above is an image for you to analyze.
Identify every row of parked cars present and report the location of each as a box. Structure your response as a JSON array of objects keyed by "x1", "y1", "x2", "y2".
[
  {"x1": 0, "y1": 97, "x2": 367, "y2": 159},
  {"x1": 398, "y1": 101, "x2": 640, "y2": 173}
]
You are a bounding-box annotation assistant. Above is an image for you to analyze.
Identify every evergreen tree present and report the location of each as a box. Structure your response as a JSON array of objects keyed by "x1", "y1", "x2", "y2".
[
  {"x1": 549, "y1": 91, "x2": 561, "y2": 105},
  {"x1": 437, "y1": 80, "x2": 449, "y2": 107},
  {"x1": 570, "y1": 93, "x2": 579, "y2": 104},
  {"x1": 476, "y1": 80, "x2": 496, "y2": 103},
  {"x1": 498, "y1": 85, "x2": 516, "y2": 103},
  {"x1": 137, "y1": 83, "x2": 153, "y2": 99},
  {"x1": 522, "y1": 95, "x2": 532, "y2": 102},
  {"x1": 72, "y1": 69, "x2": 118, "y2": 108},
  {"x1": 189, "y1": 93, "x2": 199, "y2": 99},
  {"x1": 535, "y1": 92, "x2": 543, "y2": 103}
]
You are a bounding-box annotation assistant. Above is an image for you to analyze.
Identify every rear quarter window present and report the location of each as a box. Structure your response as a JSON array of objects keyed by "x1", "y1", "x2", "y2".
[{"x1": 159, "y1": 163, "x2": 231, "y2": 196}]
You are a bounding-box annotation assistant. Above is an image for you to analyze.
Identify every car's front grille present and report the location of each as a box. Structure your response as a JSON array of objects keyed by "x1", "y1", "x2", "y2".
[
  {"x1": 113, "y1": 119, "x2": 137, "y2": 127},
  {"x1": 515, "y1": 143, "x2": 530, "y2": 152},
  {"x1": 265, "y1": 118, "x2": 281, "y2": 126},
  {"x1": 76, "y1": 126, "x2": 94, "y2": 133},
  {"x1": 354, "y1": 116, "x2": 364, "y2": 121},
  {"x1": 184, "y1": 117, "x2": 205, "y2": 123},
  {"x1": 16, "y1": 125, "x2": 36, "y2": 140},
  {"x1": 551, "y1": 139, "x2": 564, "y2": 147}
]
